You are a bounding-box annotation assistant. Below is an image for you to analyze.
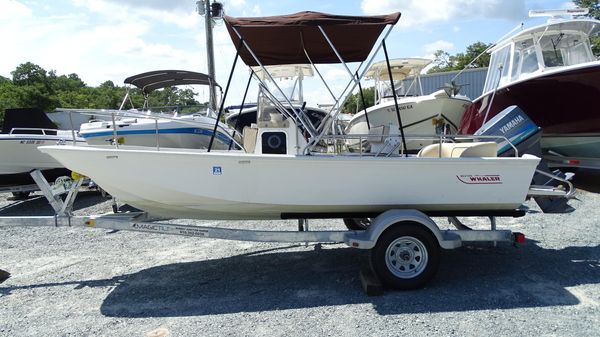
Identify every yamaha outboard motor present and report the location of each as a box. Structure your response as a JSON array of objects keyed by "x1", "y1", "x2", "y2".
[{"x1": 475, "y1": 105, "x2": 574, "y2": 213}]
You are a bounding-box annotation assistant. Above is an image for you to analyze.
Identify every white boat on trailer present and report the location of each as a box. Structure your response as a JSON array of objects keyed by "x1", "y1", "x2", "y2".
[
  {"x1": 25, "y1": 11, "x2": 573, "y2": 290},
  {"x1": 77, "y1": 70, "x2": 240, "y2": 150},
  {"x1": 40, "y1": 144, "x2": 540, "y2": 220},
  {"x1": 0, "y1": 108, "x2": 85, "y2": 198}
]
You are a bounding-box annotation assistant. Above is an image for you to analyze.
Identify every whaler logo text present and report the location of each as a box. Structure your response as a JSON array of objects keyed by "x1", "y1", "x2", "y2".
[{"x1": 457, "y1": 175, "x2": 502, "y2": 184}]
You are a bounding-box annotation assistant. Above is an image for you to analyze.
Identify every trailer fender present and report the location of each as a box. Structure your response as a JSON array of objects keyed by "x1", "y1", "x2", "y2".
[{"x1": 344, "y1": 209, "x2": 461, "y2": 250}]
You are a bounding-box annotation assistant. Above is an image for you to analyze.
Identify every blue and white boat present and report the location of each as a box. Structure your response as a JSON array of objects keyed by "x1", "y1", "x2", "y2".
[
  {"x1": 80, "y1": 113, "x2": 238, "y2": 149},
  {"x1": 78, "y1": 70, "x2": 240, "y2": 150}
]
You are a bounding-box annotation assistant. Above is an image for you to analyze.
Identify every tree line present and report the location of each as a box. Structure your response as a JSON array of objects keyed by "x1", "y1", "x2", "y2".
[{"x1": 0, "y1": 62, "x2": 203, "y2": 126}]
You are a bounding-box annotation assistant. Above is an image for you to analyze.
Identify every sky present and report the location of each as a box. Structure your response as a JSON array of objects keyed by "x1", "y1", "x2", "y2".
[{"x1": 0, "y1": 0, "x2": 579, "y2": 106}]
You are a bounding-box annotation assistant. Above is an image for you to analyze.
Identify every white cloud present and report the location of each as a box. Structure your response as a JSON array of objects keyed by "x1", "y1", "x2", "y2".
[
  {"x1": 560, "y1": 2, "x2": 578, "y2": 9},
  {"x1": 91, "y1": 0, "x2": 192, "y2": 12},
  {"x1": 424, "y1": 40, "x2": 454, "y2": 54},
  {"x1": 360, "y1": 0, "x2": 527, "y2": 27},
  {"x1": 72, "y1": 0, "x2": 202, "y2": 29},
  {"x1": 226, "y1": 0, "x2": 246, "y2": 9},
  {"x1": 0, "y1": 0, "x2": 32, "y2": 20},
  {"x1": 251, "y1": 4, "x2": 261, "y2": 16}
]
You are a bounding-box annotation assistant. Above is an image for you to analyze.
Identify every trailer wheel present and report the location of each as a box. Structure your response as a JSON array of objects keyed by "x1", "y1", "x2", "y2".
[
  {"x1": 343, "y1": 218, "x2": 371, "y2": 230},
  {"x1": 370, "y1": 223, "x2": 440, "y2": 289}
]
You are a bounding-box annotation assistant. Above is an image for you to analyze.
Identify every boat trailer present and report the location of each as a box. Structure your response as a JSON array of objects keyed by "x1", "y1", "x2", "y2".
[{"x1": 0, "y1": 170, "x2": 569, "y2": 292}]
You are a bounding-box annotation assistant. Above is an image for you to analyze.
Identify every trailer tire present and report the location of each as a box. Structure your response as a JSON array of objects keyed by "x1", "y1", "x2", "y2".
[
  {"x1": 370, "y1": 223, "x2": 440, "y2": 290},
  {"x1": 343, "y1": 218, "x2": 371, "y2": 230}
]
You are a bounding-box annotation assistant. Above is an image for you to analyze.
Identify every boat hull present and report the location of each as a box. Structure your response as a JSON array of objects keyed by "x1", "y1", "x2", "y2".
[
  {"x1": 39, "y1": 145, "x2": 539, "y2": 220},
  {"x1": 459, "y1": 64, "x2": 600, "y2": 158},
  {"x1": 346, "y1": 96, "x2": 471, "y2": 152},
  {"x1": 80, "y1": 119, "x2": 235, "y2": 150},
  {"x1": 540, "y1": 133, "x2": 600, "y2": 158},
  {"x1": 0, "y1": 133, "x2": 83, "y2": 187},
  {"x1": 0, "y1": 134, "x2": 76, "y2": 174}
]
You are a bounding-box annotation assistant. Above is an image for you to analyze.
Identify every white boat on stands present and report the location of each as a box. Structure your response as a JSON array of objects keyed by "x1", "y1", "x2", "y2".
[
  {"x1": 78, "y1": 70, "x2": 240, "y2": 150},
  {"x1": 40, "y1": 12, "x2": 547, "y2": 221},
  {"x1": 345, "y1": 58, "x2": 471, "y2": 153},
  {"x1": 0, "y1": 108, "x2": 84, "y2": 195}
]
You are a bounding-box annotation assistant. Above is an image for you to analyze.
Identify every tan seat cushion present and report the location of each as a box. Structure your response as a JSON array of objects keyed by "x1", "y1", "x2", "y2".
[{"x1": 417, "y1": 142, "x2": 497, "y2": 158}]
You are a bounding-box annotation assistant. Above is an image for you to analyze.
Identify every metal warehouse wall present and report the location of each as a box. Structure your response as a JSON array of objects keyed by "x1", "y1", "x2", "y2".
[{"x1": 401, "y1": 67, "x2": 488, "y2": 100}]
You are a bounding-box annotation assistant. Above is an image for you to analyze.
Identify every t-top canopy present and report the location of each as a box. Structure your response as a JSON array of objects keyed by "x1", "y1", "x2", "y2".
[
  {"x1": 251, "y1": 64, "x2": 314, "y2": 80},
  {"x1": 365, "y1": 58, "x2": 432, "y2": 81},
  {"x1": 224, "y1": 11, "x2": 401, "y2": 66},
  {"x1": 124, "y1": 70, "x2": 220, "y2": 95}
]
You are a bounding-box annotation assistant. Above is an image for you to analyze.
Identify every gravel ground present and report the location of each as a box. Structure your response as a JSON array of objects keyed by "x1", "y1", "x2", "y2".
[{"x1": 0, "y1": 172, "x2": 599, "y2": 337}]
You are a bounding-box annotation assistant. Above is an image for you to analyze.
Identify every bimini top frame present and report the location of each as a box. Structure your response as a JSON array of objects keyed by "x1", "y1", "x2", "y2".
[
  {"x1": 219, "y1": 11, "x2": 402, "y2": 153},
  {"x1": 119, "y1": 70, "x2": 223, "y2": 110}
]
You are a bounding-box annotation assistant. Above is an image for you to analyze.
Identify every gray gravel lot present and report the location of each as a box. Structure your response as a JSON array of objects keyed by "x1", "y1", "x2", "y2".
[{"x1": 0, "y1": 172, "x2": 599, "y2": 337}]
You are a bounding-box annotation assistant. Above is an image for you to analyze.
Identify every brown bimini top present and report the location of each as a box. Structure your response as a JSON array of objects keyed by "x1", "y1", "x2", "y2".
[{"x1": 224, "y1": 11, "x2": 401, "y2": 66}]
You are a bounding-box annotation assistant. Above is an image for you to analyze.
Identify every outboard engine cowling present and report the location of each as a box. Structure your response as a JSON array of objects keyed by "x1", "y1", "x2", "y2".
[
  {"x1": 475, "y1": 105, "x2": 541, "y2": 156},
  {"x1": 475, "y1": 105, "x2": 574, "y2": 213}
]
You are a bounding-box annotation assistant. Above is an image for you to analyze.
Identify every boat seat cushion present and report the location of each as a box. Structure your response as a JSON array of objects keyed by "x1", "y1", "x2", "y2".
[
  {"x1": 417, "y1": 142, "x2": 498, "y2": 158},
  {"x1": 243, "y1": 126, "x2": 258, "y2": 153}
]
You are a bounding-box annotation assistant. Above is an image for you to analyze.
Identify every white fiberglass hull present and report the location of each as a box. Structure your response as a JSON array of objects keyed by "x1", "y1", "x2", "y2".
[
  {"x1": 0, "y1": 133, "x2": 81, "y2": 174},
  {"x1": 346, "y1": 95, "x2": 471, "y2": 152},
  {"x1": 40, "y1": 145, "x2": 539, "y2": 220}
]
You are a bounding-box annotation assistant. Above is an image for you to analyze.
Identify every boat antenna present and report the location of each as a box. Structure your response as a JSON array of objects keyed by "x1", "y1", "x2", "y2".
[
  {"x1": 450, "y1": 22, "x2": 524, "y2": 83},
  {"x1": 382, "y1": 39, "x2": 408, "y2": 157}
]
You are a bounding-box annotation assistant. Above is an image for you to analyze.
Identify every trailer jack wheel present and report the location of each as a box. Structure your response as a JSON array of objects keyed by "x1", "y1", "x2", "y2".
[{"x1": 370, "y1": 224, "x2": 440, "y2": 290}]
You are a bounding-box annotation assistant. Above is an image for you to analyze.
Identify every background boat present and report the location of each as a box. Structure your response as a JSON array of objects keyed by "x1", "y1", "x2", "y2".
[
  {"x1": 78, "y1": 70, "x2": 240, "y2": 149},
  {"x1": 0, "y1": 108, "x2": 83, "y2": 191},
  {"x1": 345, "y1": 58, "x2": 471, "y2": 153},
  {"x1": 459, "y1": 10, "x2": 600, "y2": 161}
]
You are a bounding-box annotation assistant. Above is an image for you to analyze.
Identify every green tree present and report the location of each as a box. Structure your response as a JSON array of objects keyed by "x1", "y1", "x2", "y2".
[
  {"x1": 574, "y1": 0, "x2": 600, "y2": 17},
  {"x1": 342, "y1": 87, "x2": 374, "y2": 113},
  {"x1": 427, "y1": 50, "x2": 453, "y2": 74},
  {"x1": 0, "y1": 62, "x2": 206, "y2": 125},
  {"x1": 11, "y1": 62, "x2": 50, "y2": 86},
  {"x1": 428, "y1": 41, "x2": 492, "y2": 74},
  {"x1": 574, "y1": 0, "x2": 600, "y2": 55}
]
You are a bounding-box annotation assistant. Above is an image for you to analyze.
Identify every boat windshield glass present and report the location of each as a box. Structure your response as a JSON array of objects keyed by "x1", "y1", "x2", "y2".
[
  {"x1": 511, "y1": 38, "x2": 539, "y2": 81},
  {"x1": 264, "y1": 78, "x2": 301, "y2": 103},
  {"x1": 538, "y1": 32, "x2": 594, "y2": 68},
  {"x1": 377, "y1": 80, "x2": 412, "y2": 102},
  {"x1": 483, "y1": 44, "x2": 511, "y2": 92}
]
